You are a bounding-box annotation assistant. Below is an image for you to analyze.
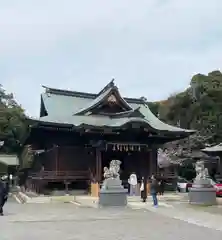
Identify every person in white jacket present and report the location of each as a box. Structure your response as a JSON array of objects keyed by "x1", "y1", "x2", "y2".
[{"x1": 128, "y1": 173, "x2": 138, "y2": 196}]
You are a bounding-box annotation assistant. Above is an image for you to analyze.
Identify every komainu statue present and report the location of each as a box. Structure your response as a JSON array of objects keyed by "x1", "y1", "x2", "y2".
[
  {"x1": 104, "y1": 160, "x2": 121, "y2": 179},
  {"x1": 189, "y1": 160, "x2": 216, "y2": 206},
  {"x1": 99, "y1": 159, "x2": 127, "y2": 206},
  {"x1": 102, "y1": 160, "x2": 122, "y2": 190},
  {"x1": 195, "y1": 160, "x2": 209, "y2": 180}
]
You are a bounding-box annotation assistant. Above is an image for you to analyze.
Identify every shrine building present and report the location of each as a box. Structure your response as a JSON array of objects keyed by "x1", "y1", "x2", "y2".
[{"x1": 20, "y1": 80, "x2": 195, "y2": 195}]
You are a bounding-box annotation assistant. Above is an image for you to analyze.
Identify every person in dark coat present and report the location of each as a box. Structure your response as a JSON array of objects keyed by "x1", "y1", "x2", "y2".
[
  {"x1": 0, "y1": 176, "x2": 9, "y2": 216},
  {"x1": 150, "y1": 174, "x2": 158, "y2": 207},
  {"x1": 140, "y1": 177, "x2": 147, "y2": 202},
  {"x1": 158, "y1": 174, "x2": 165, "y2": 195}
]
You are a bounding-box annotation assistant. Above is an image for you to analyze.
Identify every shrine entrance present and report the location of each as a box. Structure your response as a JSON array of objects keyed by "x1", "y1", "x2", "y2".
[{"x1": 101, "y1": 143, "x2": 151, "y2": 187}]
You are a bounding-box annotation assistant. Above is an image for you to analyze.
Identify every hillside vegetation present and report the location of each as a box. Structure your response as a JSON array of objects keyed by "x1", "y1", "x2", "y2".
[
  {"x1": 0, "y1": 84, "x2": 26, "y2": 154},
  {"x1": 148, "y1": 70, "x2": 222, "y2": 163}
]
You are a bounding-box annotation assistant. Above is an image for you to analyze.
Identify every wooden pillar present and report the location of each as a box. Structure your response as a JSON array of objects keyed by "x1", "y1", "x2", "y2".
[
  {"x1": 96, "y1": 148, "x2": 102, "y2": 182},
  {"x1": 31, "y1": 181, "x2": 34, "y2": 192},
  {"x1": 146, "y1": 150, "x2": 152, "y2": 195},
  {"x1": 149, "y1": 150, "x2": 153, "y2": 178},
  {"x1": 64, "y1": 180, "x2": 69, "y2": 194},
  {"x1": 54, "y1": 145, "x2": 59, "y2": 175},
  {"x1": 91, "y1": 148, "x2": 102, "y2": 197},
  {"x1": 150, "y1": 147, "x2": 158, "y2": 176},
  {"x1": 34, "y1": 182, "x2": 36, "y2": 193}
]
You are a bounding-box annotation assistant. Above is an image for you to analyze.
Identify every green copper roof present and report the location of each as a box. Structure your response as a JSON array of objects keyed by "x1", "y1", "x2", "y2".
[
  {"x1": 41, "y1": 81, "x2": 137, "y2": 117},
  {"x1": 38, "y1": 113, "x2": 193, "y2": 133},
  {"x1": 41, "y1": 90, "x2": 91, "y2": 116},
  {"x1": 36, "y1": 82, "x2": 195, "y2": 134}
]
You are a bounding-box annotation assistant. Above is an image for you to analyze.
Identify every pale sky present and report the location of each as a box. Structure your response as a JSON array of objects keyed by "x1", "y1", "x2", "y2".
[{"x1": 1, "y1": 0, "x2": 222, "y2": 117}]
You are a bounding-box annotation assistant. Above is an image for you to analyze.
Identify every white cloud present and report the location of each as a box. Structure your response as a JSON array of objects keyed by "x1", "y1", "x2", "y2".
[{"x1": 1, "y1": 0, "x2": 222, "y2": 116}]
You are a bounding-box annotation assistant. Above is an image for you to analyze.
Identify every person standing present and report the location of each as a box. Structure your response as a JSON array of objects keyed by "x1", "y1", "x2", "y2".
[
  {"x1": 159, "y1": 174, "x2": 165, "y2": 195},
  {"x1": 140, "y1": 177, "x2": 147, "y2": 202},
  {"x1": 150, "y1": 174, "x2": 158, "y2": 207},
  {"x1": 0, "y1": 175, "x2": 9, "y2": 216},
  {"x1": 128, "y1": 173, "x2": 138, "y2": 196}
]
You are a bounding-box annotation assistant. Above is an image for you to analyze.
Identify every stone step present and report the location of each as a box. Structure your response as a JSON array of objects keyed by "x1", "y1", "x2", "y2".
[
  {"x1": 27, "y1": 197, "x2": 51, "y2": 203},
  {"x1": 13, "y1": 193, "x2": 26, "y2": 204}
]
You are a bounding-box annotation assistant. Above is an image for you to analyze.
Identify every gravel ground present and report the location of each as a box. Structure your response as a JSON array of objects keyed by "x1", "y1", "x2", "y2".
[
  {"x1": 171, "y1": 201, "x2": 222, "y2": 215},
  {"x1": 0, "y1": 200, "x2": 222, "y2": 240}
]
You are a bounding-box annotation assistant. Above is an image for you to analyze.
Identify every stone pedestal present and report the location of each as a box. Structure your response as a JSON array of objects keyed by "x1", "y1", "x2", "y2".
[
  {"x1": 189, "y1": 179, "x2": 216, "y2": 205},
  {"x1": 99, "y1": 178, "x2": 127, "y2": 207}
]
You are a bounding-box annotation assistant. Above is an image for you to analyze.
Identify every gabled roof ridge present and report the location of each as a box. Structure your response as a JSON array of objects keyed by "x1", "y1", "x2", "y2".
[
  {"x1": 42, "y1": 84, "x2": 146, "y2": 104},
  {"x1": 74, "y1": 84, "x2": 134, "y2": 115},
  {"x1": 42, "y1": 85, "x2": 96, "y2": 99},
  {"x1": 97, "y1": 79, "x2": 115, "y2": 96}
]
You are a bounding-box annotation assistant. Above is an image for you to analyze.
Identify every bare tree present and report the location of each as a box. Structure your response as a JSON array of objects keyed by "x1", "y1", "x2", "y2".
[{"x1": 161, "y1": 132, "x2": 214, "y2": 165}]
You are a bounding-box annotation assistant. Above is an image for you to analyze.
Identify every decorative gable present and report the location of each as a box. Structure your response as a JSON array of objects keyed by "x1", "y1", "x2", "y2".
[
  {"x1": 74, "y1": 80, "x2": 133, "y2": 116},
  {"x1": 107, "y1": 94, "x2": 117, "y2": 103},
  {"x1": 91, "y1": 92, "x2": 132, "y2": 114}
]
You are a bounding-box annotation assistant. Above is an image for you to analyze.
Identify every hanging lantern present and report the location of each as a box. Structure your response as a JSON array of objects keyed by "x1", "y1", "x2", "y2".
[
  {"x1": 125, "y1": 145, "x2": 128, "y2": 152},
  {"x1": 130, "y1": 145, "x2": 133, "y2": 151},
  {"x1": 117, "y1": 144, "x2": 119, "y2": 151},
  {"x1": 138, "y1": 145, "x2": 141, "y2": 151}
]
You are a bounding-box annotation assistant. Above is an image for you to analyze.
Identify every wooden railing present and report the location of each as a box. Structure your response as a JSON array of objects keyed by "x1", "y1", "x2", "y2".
[{"x1": 29, "y1": 170, "x2": 89, "y2": 180}]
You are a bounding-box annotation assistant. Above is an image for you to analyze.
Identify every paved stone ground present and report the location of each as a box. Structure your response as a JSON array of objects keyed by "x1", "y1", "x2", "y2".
[{"x1": 1, "y1": 199, "x2": 222, "y2": 240}]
